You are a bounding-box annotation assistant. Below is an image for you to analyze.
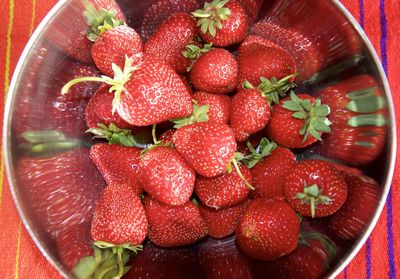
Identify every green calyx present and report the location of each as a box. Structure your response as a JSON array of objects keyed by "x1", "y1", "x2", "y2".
[
  {"x1": 192, "y1": 0, "x2": 231, "y2": 37},
  {"x1": 240, "y1": 138, "x2": 278, "y2": 168},
  {"x1": 19, "y1": 130, "x2": 83, "y2": 157},
  {"x1": 243, "y1": 74, "x2": 298, "y2": 105},
  {"x1": 87, "y1": 123, "x2": 139, "y2": 147},
  {"x1": 76, "y1": 241, "x2": 142, "y2": 279},
  {"x1": 182, "y1": 43, "x2": 212, "y2": 71},
  {"x1": 295, "y1": 183, "x2": 332, "y2": 218},
  {"x1": 83, "y1": 1, "x2": 125, "y2": 42},
  {"x1": 62, "y1": 55, "x2": 141, "y2": 113},
  {"x1": 226, "y1": 152, "x2": 255, "y2": 190},
  {"x1": 282, "y1": 91, "x2": 332, "y2": 142},
  {"x1": 172, "y1": 100, "x2": 210, "y2": 129}
]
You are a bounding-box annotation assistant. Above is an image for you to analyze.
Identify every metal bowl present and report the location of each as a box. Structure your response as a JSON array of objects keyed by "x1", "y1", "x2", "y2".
[{"x1": 3, "y1": 0, "x2": 396, "y2": 278}]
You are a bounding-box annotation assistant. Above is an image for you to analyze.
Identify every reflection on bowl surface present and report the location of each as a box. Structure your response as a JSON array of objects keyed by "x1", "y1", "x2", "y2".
[{"x1": 4, "y1": 0, "x2": 395, "y2": 278}]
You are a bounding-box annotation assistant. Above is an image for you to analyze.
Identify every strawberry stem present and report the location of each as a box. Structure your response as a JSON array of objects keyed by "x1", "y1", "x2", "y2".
[
  {"x1": 152, "y1": 124, "x2": 161, "y2": 145},
  {"x1": 231, "y1": 155, "x2": 254, "y2": 190},
  {"x1": 173, "y1": 101, "x2": 209, "y2": 128},
  {"x1": 61, "y1": 55, "x2": 142, "y2": 113},
  {"x1": 295, "y1": 183, "x2": 332, "y2": 218}
]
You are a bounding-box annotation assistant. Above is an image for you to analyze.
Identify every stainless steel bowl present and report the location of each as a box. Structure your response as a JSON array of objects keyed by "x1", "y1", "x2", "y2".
[{"x1": 3, "y1": 0, "x2": 396, "y2": 278}]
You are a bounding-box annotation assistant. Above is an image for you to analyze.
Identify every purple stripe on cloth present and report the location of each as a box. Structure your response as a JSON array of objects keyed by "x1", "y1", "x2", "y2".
[
  {"x1": 359, "y1": 0, "x2": 364, "y2": 27},
  {"x1": 379, "y1": 0, "x2": 396, "y2": 277},
  {"x1": 366, "y1": 238, "x2": 371, "y2": 279},
  {"x1": 344, "y1": 266, "x2": 347, "y2": 279}
]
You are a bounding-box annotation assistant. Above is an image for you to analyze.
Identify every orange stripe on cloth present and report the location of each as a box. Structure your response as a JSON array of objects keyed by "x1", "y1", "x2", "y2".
[{"x1": 14, "y1": 220, "x2": 22, "y2": 279}]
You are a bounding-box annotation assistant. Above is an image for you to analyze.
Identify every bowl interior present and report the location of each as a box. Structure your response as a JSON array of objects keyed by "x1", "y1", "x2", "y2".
[{"x1": 4, "y1": 0, "x2": 395, "y2": 278}]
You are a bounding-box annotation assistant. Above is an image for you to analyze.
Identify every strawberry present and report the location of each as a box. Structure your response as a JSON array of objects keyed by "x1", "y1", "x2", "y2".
[
  {"x1": 126, "y1": 242, "x2": 205, "y2": 279},
  {"x1": 143, "y1": 196, "x2": 208, "y2": 247},
  {"x1": 192, "y1": 0, "x2": 248, "y2": 47},
  {"x1": 85, "y1": 86, "x2": 133, "y2": 129},
  {"x1": 251, "y1": 0, "x2": 361, "y2": 81},
  {"x1": 242, "y1": 138, "x2": 296, "y2": 200},
  {"x1": 46, "y1": 0, "x2": 125, "y2": 63},
  {"x1": 237, "y1": 0, "x2": 264, "y2": 24},
  {"x1": 180, "y1": 75, "x2": 194, "y2": 94},
  {"x1": 199, "y1": 237, "x2": 253, "y2": 279},
  {"x1": 237, "y1": 35, "x2": 297, "y2": 90},
  {"x1": 159, "y1": 128, "x2": 176, "y2": 144},
  {"x1": 56, "y1": 222, "x2": 93, "y2": 272},
  {"x1": 144, "y1": 13, "x2": 197, "y2": 74},
  {"x1": 190, "y1": 48, "x2": 238, "y2": 94},
  {"x1": 266, "y1": 92, "x2": 332, "y2": 149},
  {"x1": 236, "y1": 198, "x2": 300, "y2": 260},
  {"x1": 92, "y1": 25, "x2": 143, "y2": 76},
  {"x1": 230, "y1": 75, "x2": 296, "y2": 142},
  {"x1": 18, "y1": 148, "x2": 106, "y2": 239},
  {"x1": 91, "y1": 183, "x2": 148, "y2": 245},
  {"x1": 252, "y1": 233, "x2": 336, "y2": 279},
  {"x1": 140, "y1": 0, "x2": 201, "y2": 42},
  {"x1": 283, "y1": 160, "x2": 348, "y2": 218},
  {"x1": 139, "y1": 146, "x2": 196, "y2": 206},
  {"x1": 199, "y1": 200, "x2": 248, "y2": 238},
  {"x1": 90, "y1": 143, "x2": 143, "y2": 195},
  {"x1": 173, "y1": 122, "x2": 236, "y2": 177},
  {"x1": 315, "y1": 75, "x2": 387, "y2": 165},
  {"x1": 62, "y1": 54, "x2": 193, "y2": 126},
  {"x1": 328, "y1": 171, "x2": 380, "y2": 240},
  {"x1": 192, "y1": 91, "x2": 231, "y2": 124},
  {"x1": 195, "y1": 165, "x2": 253, "y2": 209}
]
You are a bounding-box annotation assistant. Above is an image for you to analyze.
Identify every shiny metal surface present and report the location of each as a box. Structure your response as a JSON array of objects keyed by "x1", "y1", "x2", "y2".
[{"x1": 3, "y1": 0, "x2": 396, "y2": 278}]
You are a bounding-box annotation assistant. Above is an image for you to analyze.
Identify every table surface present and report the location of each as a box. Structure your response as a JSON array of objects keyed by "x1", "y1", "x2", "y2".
[{"x1": 0, "y1": 0, "x2": 399, "y2": 278}]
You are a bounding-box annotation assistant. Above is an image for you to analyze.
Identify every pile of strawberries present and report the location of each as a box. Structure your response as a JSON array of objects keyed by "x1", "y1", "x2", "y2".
[{"x1": 17, "y1": 0, "x2": 388, "y2": 278}]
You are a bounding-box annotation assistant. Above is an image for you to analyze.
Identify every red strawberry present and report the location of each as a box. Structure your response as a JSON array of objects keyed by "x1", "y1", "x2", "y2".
[
  {"x1": 143, "y1": 196, "x2": 208, "y2": 247},
  {"x1": 46, "y1": 0, "x2": 125, "y2": 63},
  {"x1": 266, "y1": 92, "x2": 332, "y2": 149},
  {"x1": 144, "y1": 13, "x2": 197, "y2": 74},
  {"x1": 192, "y1": 0, "x2": 248, "y2": 47},
  {"x1": 159, "y1": 128, "x2": 176, "y2": 144},
  {"x1": 252, "y1": 233, "x2": 335, "y2": 279},
  {"x1": 140, "y1": 0, "x2": 201, "y2": 42},
  {"x1": 56, "y1": 222, "x2": 93, "y2": 271},
  {"x1": 173, "y1": 122, "x2": 236, "y2": 177},
  {"x1": 236, "y1": 198, "x2": 300, "y2": 260},
  {"x1": 283, "y1": 160, "x2": 348, "y2": 218},
  {"x1": 91, "y1": 183, "x2": 148, "y2": 246},
  {"x1": 237, "y1": 0, "x2": 264, "y2": 24},
  {"x1": 18, "y1": 148, "x2": 106, "y2": 239},
  {"x1": 139, "y1": 146, "x2": 196, "y2": 206},
  {"x1": 328, "y1": 172, "x2": 380, "y2": 240},
  {"x1": 192, "y1": 91, "x2": 231, "y2": 124},
  {"x1": 190, "y1": 48, "x2": 238, "y2": 94},
  {"x1": 63, "y1": 54, "x2": 193, "y2": 126},
  {"x1": 251, "y1": 0, "x2": 361, "y2": 81},
  {"x1": 85, "y1": 86, "x2": 134, "y2": 129},
  {"x1": 199, "y1": 200, "x2": 248, "y2": 238},
  {"x1": 180, "y1": 75, "x2": 194, "y2": 94},
  {"x1": 92, "y1": 25, "x2": 142, "y2": 76},
  {"x1": 243, "y1": 138, "x2": 296, "y2": 200},
  {"x1": 199, "y1": 237, "x2": 253, "y2": 279},
  {"x1": 230, "y1": 75, "x2": 296, "y2": 142},
  {"x1": 316, "y1": 75, "x2": 387, "y2": 165},
  {"x1": 90, "y1": 143, "x2": 143, "y2": 195},
  {"x1": 237, "y1": 35, "x2": 296, "y2": 90},
  {"x1": 230, "y1": 89, "x2": 270, "y2": 142},
  {"x1": 126, "y1": 242, "x2": 206, "y2": 279},
  {"x1": 195, "y1": 165, "x2": 253, "y2": 209}
]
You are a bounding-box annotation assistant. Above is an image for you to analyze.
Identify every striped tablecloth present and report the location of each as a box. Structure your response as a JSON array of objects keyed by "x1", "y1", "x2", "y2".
[{"x1": 0, "y1": 0, "x2": 398, "y2": 278}]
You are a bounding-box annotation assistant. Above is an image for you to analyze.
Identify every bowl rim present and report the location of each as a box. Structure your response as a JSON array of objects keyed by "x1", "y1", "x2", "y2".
[{"x1": 2, "y1": 0, "x2": 396, "y2": 278}]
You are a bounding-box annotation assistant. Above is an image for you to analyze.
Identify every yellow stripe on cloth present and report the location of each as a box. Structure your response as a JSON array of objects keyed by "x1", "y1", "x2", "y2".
[
  {"x1": 29, "y1": 0, "x2": 36, "y2": 36},
  {"x1": 14, "y1": 220, "x2": 22, "y2": 279},
  {"x1": 0, "y1": 0, "x2": 15, "y2": 206}
]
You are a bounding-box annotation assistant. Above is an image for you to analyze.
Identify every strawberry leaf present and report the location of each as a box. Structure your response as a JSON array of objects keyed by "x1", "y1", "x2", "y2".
[
  {"x1": 172, "y1": 101, "x2": 209, "y2": 128},
  {"x1": 258, "y1": 74, "x2": 297, "y2": 105},
  {"x1": 87, "y1": 123, "x2": 140, "y2": 147},
  {"x1": 192, "y1": 0, "x2": 231, "y2": 37},
  {"x1": 240, "y1": 138, "x2": 277, "y2": 168}
]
